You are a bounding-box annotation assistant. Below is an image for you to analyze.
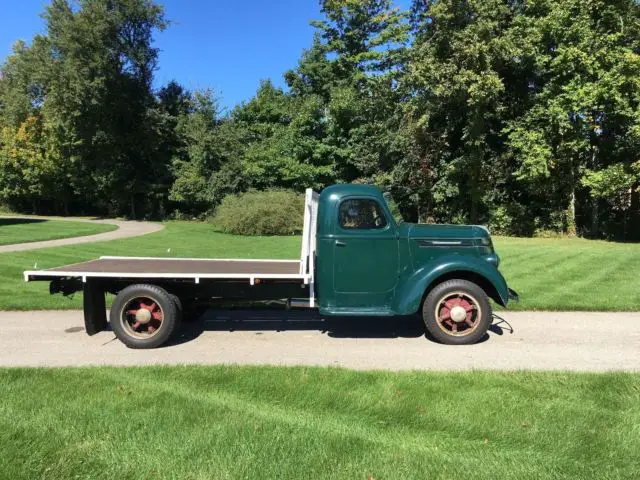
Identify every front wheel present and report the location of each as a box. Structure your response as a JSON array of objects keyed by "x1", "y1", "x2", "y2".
[
  {"x1": 422, "y1": 279, "x2": 492, "y2": 345},
  {"x1": 110, "y1": 284, "x2": 179, "y2": 349}
]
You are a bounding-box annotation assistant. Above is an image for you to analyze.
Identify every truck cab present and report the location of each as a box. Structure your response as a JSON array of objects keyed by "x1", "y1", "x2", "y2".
[{"x1": 314, "y1": 184, "x2": 517, "y2": 344}]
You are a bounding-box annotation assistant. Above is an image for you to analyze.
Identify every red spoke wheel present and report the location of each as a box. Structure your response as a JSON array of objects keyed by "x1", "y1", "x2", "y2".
[
  {"x1": 122, "y1": 297, "x2": 164, "y2": 339},
  {"x1": 422, "y1": 279, "x2": 492, "y2": 345},
  {"x1": 109, "y1": 284, "x2": 179, "y2": 349},
  {"x1": 435, "y1": 293, "x2": 480, "y2": 336}
]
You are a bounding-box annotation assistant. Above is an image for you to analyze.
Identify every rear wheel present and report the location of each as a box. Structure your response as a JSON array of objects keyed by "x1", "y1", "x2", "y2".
[
  {"x1": 169, "y1": 293, "x2": 183, "y2": 323},
  {"x1": 110, "y1": 284, "x2": 178, "y2": 349},
  {"x1": 422, "y1": 279, "x2": 492, "y2": 345}
]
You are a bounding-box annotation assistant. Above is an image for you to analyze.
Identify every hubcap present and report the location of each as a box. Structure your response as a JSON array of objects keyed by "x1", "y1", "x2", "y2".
[
  {"x1": 135, "y1": 308, "x2": 152, "y2": 324},
  {"x1": 450, "y1": 305, "x2": 467, "y2": 322}
]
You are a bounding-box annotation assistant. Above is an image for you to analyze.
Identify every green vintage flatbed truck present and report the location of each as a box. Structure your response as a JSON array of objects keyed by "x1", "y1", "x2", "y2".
[{"x1": 24, "y1": 184, "x2": 518, "y2": 348}]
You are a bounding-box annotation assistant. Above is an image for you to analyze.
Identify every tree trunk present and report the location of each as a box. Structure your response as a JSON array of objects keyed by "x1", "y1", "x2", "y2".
[
  {"x1": 631, "y1": 187, "x2": 640, "y2": 241},
  {"x1": 130, "y1": 194, "x2": 136, "y2": 220},
  {"x1": 470, "y1": 188, "x2": 478, "y2": 224},
  {"x1": 469, "y1": 157, "x2": 481, "y2": 224},
  {"x1": 567, "y1": 186, "x2": 577, "y2": 236},
  {"x1": 589, "y1": 146, "x2": 598, "y2": 237},
  {"x1": 591, "y1": 199, "x2": 599, "y2": 238}
]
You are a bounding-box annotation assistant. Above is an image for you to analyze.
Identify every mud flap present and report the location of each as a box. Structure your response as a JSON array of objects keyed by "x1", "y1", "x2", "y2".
[{"x1": 83, "y1": 280, "x2": 107, "y2": 335}]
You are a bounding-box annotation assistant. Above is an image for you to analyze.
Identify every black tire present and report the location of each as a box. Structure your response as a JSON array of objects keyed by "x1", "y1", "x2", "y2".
[
  {"x1": 169, "y1": 293, "x2": 183, "y2": 324},
  {"x1": 110, "y1": 284, "x2": 178, "y2": 349},
  {"x1": 422, "y1": 279, "x2": 492, "y2": 345}
]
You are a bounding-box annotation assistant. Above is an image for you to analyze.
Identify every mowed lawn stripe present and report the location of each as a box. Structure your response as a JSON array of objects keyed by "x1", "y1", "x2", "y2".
[
  {"x1": 494, "y1": 237, "x2": 640, "y2": 311},
  {"x1": 0, "y1": 367, "x2": 638, "y2": 479},
  {"x1": 546, "y1": 253, "x2": 630, "y2": 309},
  {"x1": 492, "y1": 239, "x2": 554, "y2": 266},
  {"x1": 511, "y1": 250, "x2": 607, "y2": 308},
  {"x1": 502, "y1": 249, "x2": 585, "y2": 286},
  {"x1": 538, "y1": 251, "x2": 635, "y2": 309}
]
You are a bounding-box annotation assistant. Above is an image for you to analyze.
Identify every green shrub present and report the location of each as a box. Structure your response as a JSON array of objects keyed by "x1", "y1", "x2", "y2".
[
  {"x1": 533, "y1": 228, "x2": 567, "y2": 238},
  {"x1": 211, "y1": 189, "x2": 304, "y2": 236}
]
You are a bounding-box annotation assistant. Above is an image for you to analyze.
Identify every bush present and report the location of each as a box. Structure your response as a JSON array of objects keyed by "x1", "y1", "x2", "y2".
[
  {"x1": 211, "y1": 189, "x2": 304, "y2": 236},
  {"x1": 533, "y1": 228, "x2": 566, "y2": 238}
]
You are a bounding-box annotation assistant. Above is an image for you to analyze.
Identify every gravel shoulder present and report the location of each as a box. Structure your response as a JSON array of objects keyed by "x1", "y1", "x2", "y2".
[
  {"x1": 1, "y1": 310, "x2": 638, "y2": 371},
  {"x1": 0, "y1": 215, "x2": 163, "y2": 253}
]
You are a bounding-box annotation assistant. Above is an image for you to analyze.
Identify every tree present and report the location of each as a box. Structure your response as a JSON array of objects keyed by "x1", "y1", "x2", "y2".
[
  {"x1": 169, "y1": 90, "x2": 225, "y2": 214},
  {"x1": 506, "y1": 0, "x2": 640, "y2": 237},
  {"x1": 0, "y1": 36, "x2": 75, "y2": 213},
  {"x1": 0, "y1": 116, "x2": 58, "y2": 211},
  {"x1": 286, "y1": 0, "x2": 409, "y2": 186},
  {"x1": 42, "y1": 0, "x2": 167, "y2": 218},
  {"x1": 2, "y1": 0, "x2": 640, "y2": 239},
  {"x1": 232, "y1": 80, "x2": 336, "y2": 192},
  {"x1": 405, "y1": 0, "x2": 526, "y2": 225}
]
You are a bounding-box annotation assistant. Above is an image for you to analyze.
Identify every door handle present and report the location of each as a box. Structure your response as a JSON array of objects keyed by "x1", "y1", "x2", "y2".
[{"x1": 335, "y1": 240, "x2": 346, "y2": 247}]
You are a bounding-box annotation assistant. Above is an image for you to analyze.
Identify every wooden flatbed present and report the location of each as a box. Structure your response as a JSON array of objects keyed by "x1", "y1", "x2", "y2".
[
  {"x1": 24, "y1": 256, "x2": 306, "y2": 282},
  {"x1": 22, "y1": 190, "x2": 321, "y2": 345},
  {"x1": 24, "y1": 189, "x2": 320, "y2": 289}
]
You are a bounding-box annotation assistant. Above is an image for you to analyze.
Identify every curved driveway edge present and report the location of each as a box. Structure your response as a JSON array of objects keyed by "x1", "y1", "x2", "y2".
[
  {"x1": 0, "y1": 310, "x2": 638, "y2": 371},
  {"x1": 0, "y1": 216, "x2": 163, "y2": 253}
]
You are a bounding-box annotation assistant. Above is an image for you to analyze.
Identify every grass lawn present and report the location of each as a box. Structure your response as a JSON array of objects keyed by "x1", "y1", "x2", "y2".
[
  {"x1": 0, "y1": 217, "x2": 116, "y2": 246},
  {"x1": 494, "y1": 235, "x2": 640, "y2": 310},
  {"x1": 0, "y1": 221, "x2": 639, "y2": 310},
  {"x1": 0, "y1": 366, "x2": 638, "y2": 479}
]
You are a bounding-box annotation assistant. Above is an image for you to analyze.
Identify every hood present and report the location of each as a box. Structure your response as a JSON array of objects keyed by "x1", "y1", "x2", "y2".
[{"x1": 404, "y1": 223, "x2": 496, "y2": 270}]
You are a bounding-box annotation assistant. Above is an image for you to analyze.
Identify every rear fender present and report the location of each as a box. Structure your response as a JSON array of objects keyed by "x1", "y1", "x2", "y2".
[{"x1": 393, "y1": 255, "x2": 510, "y2": 315}]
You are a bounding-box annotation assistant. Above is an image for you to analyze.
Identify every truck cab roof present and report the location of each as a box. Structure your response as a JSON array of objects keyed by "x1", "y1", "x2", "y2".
[
  {"x1": 318, "y1": 184, "x2": 393, "y2": 236},
  {"x1": 319, "y1": 184, "x2": 384, "y2": 202}
]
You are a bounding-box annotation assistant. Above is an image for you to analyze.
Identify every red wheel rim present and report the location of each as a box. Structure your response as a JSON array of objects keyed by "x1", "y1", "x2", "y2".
[
  {"x1": 120, "y1": 296, "x2": 164, "y2": 339},
  {"x1": 434, "y1": 291, "x2": 482, "y2": 337}
]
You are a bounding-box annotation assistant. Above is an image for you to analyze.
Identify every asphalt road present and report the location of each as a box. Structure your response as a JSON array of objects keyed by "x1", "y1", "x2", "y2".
[
  {"x1": 0, "y1": 216, "x2": 163, "y2": 253},
  {"x1": 1, "y1": 309, "x2": 638, "y2": 371}
]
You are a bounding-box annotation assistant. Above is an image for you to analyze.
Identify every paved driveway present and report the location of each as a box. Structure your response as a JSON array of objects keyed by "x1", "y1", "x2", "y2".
[
  {"x1": 1, "y1": 310, "x2": 638, "y2": 371},
  {"x1": 0, "y1": 216, "x2": 163, "y2": 253}
]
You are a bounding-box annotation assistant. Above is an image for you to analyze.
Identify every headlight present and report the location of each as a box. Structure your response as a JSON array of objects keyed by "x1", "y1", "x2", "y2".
[{"x1": 484, "y1": 253, "x2": 500, "y2": 267}]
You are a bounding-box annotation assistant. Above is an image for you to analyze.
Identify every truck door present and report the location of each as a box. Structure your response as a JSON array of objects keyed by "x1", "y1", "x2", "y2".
[{"x1": 333, "y1": 197, "x2": 398, "y2": 308}]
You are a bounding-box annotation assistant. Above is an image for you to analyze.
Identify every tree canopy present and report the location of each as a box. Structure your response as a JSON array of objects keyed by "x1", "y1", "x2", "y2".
[{"x1": 1, "y1": 0, "x2": 639, "y2": 240}]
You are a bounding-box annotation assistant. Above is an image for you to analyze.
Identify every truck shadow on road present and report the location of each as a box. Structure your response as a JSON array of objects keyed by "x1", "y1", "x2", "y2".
[{"x1": 167, "y1": 309, "x2": 509, "y2": 347}]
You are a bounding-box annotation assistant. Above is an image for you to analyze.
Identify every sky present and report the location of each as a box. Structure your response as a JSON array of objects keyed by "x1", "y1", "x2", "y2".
[{"x1": 1, "y1": 1, "x2": 408, "y2": 111}]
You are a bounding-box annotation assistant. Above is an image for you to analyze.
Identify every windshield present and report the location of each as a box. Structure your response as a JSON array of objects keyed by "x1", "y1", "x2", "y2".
[{"x1": 383, "y1": 192, "x2": 404, "y2": 224}]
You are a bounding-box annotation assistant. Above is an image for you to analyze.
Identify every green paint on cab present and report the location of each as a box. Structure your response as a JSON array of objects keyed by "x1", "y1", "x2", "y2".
[{"x1": 315, "y1": 184, "x2": 517, "y2": 316}]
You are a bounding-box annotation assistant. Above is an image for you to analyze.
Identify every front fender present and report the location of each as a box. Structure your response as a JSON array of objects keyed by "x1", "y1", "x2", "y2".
[{"x1": 393, "y1": 255, "x2": 511, "y2": 315}]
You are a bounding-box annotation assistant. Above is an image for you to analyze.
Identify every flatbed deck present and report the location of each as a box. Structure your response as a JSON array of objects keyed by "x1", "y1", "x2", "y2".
[
  {"x1": 24, "y1": 189, "x2": 320, "y2": 315},
  {"x1": 24, "y1": 256, "x2": 307, "y2": 282}
]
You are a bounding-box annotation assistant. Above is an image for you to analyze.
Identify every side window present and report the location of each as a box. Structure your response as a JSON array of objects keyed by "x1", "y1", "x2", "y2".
[{"x1": 339, "y1": 199, "x2": 388, "y2": 230}]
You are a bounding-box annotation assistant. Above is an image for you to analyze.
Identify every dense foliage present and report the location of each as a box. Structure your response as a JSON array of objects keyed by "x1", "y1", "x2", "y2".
[
  {"x1": 1, "y1": 0, "x2": 639, "y2": 239},
  {"x1": 211, "y1": 190, "x2": 304, "y2": 236}
]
